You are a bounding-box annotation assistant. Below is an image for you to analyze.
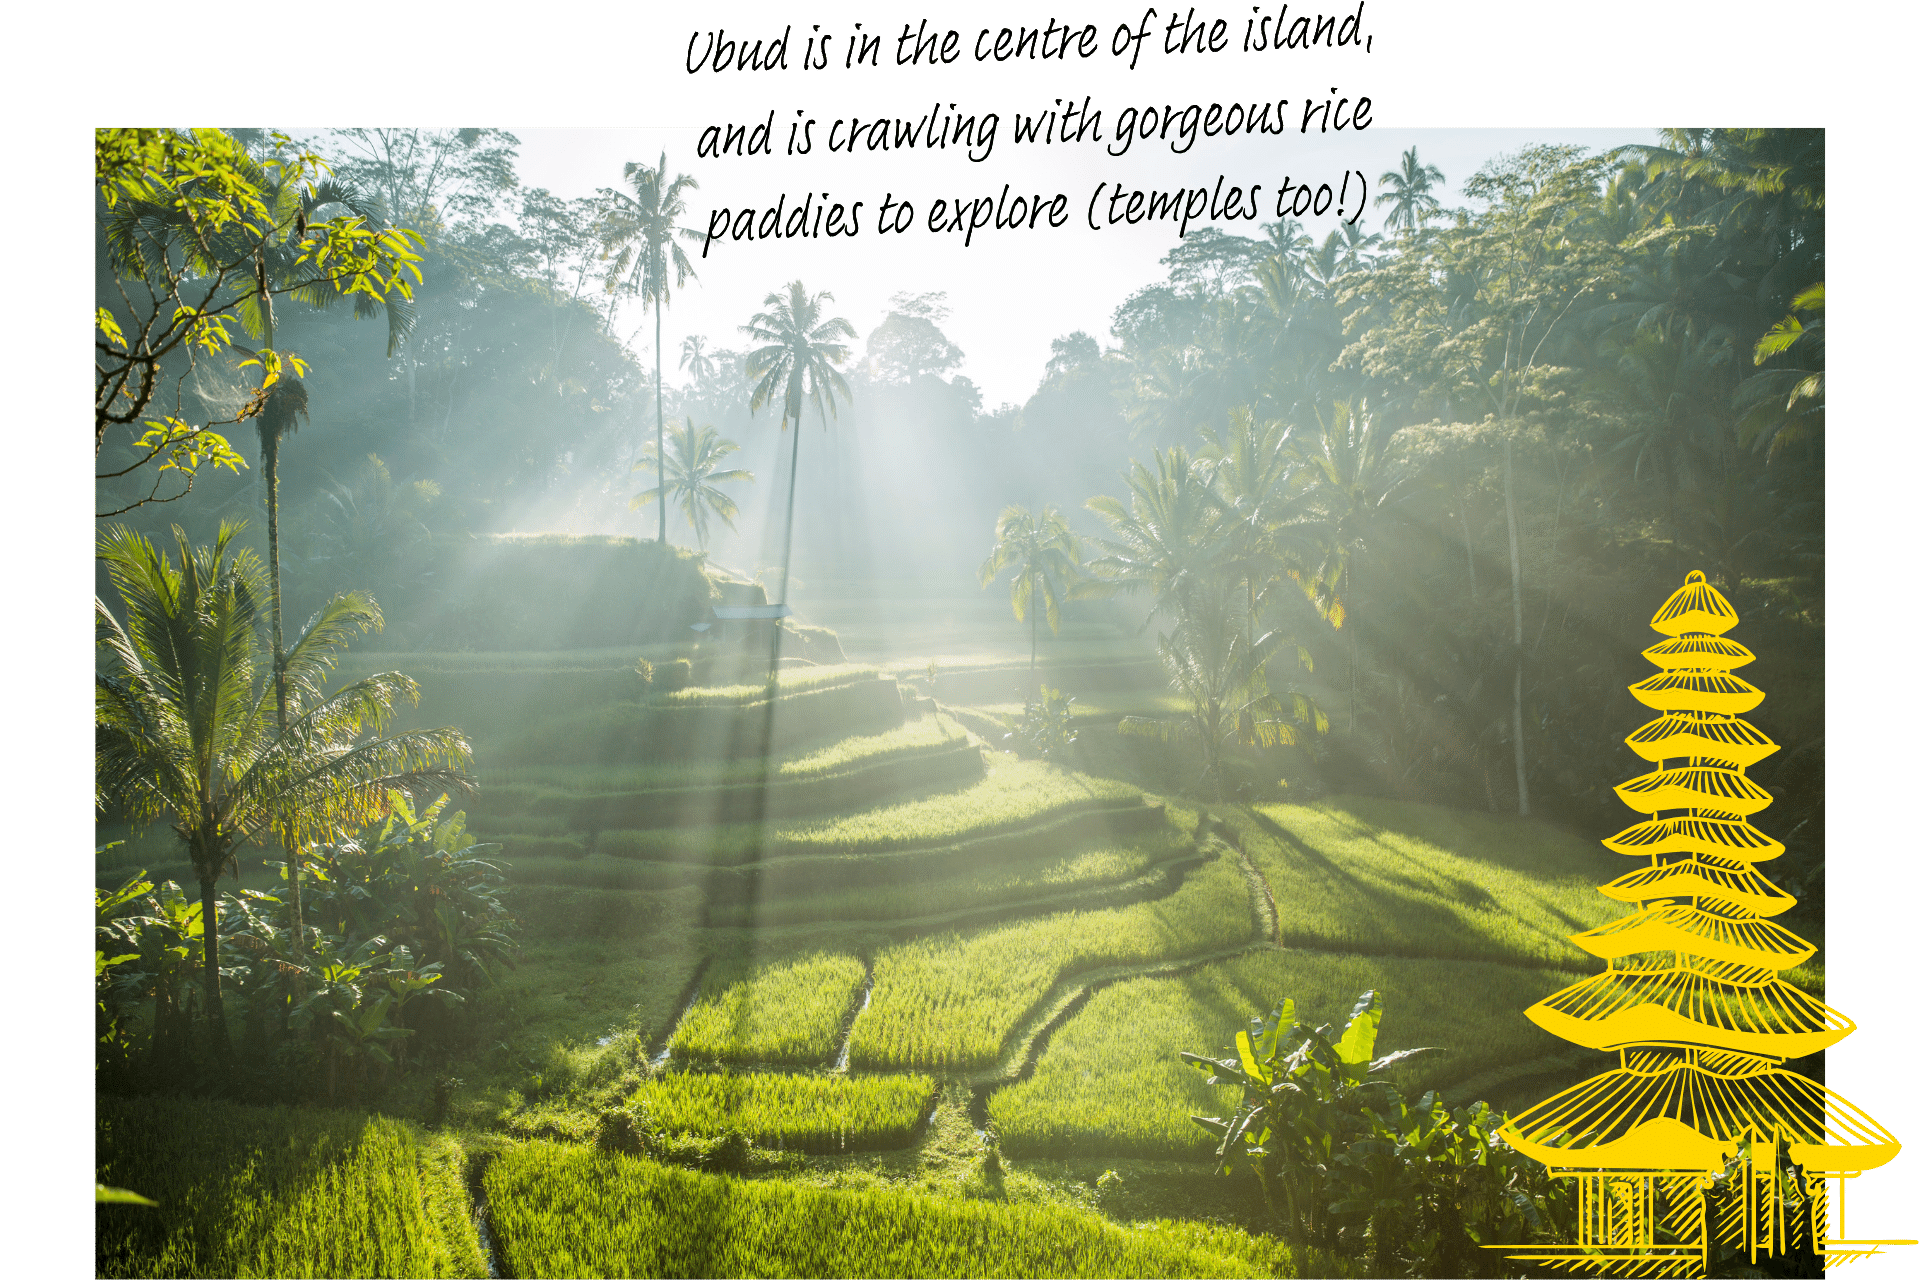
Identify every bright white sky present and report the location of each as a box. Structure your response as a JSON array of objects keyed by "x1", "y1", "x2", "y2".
[{"x1": 518, "y1": 124, "x2": 1658, "y2": 404}]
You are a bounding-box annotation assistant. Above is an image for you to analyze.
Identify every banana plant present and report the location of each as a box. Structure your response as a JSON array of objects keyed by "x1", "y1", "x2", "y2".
[
  {"x1": 1181, "y1": 991, "x2": 1438, "y2": 1248},
  {"x1": 305, "y1": 791, "x2": 515, "y2": 986},
  {"x1": 367, "y1": 945, "x2": 465, "y2": 1070}
]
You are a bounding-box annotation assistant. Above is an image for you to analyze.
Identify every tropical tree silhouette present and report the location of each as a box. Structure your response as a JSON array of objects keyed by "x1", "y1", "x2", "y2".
[
  {"x1": 1082, "y1": 445, "x2": 1225, "y2": 630},
  {"x1": 107, "y1": 137, "x2": 424, "y2": 956},
  {"x1": 1378, "y1": 146, "x2": 1448, "y2": 235},
  {"x1": 600, "y1": 152, "x2": 701, "y2": 543},
  {"x1": 632, "y1": 420, "x2": 755, "y2": 550},
  {"x1": 94, "y1": 523, "x2": 472, "y2": 1060},
  {"x1": 741, "y1": 281, "x2": 857, "y2": 605},
  {"x1": 1118, "y1": 572, "x2": 1324, "y2": 799},
  {"x1": 978, "y1": 505, "x2": 1082, "y2": 696},
  {"x1": 679, "y1": 334, "x2": 717, "y2": 389},
  {"x1": 1292, "y1": 400, "x2": 1429, "y2": 732}
]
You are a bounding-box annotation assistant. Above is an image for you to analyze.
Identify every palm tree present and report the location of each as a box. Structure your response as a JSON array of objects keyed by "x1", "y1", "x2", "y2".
[
  {"x1": 631, "y1": 420, "x2": 755, "y2": 549},
  {"x1": 1082, "y1": 446, "x2": 1226, "y2": 629},
  {"x1": 978, "y1": 505, "x2": 1082, "y2": 697},
  {"x1": 1199, "y1": 407, "x2": 1315, "y2": 657},
  {"x1": 741, "y1": 281, "x2": 857, "y2": 606},
  {"x1": 1292, "y1": 400, "x2": 1429, "y2": 732},
  {"x1": 95, "y1": 522, "x2": 473, "y2": 1060},
  {"x1": 1117, "y1": 573, "x2": 1324, "y2": 799},
  {"x1": 1377, "y1": 146, "x2": 1448, "y2": 235},
  {"x1": 600, "y1": 153, "x2": 702, "y2": 543},
  {"x1": 680, "y1": 334, "x2": 717, "y2": 389}
]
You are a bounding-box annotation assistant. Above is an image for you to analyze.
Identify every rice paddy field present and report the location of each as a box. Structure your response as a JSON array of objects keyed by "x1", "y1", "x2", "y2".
[
  {"x1": 849, "y1": 854, "x2": 1259, "y2": 1072},
  {"x1": 987, "y1": 949, "x2": 1598, "y2": 1159},
  {"x1": 484, "y1": 1142, "x2": 1341, "y2": 1278},
  {"x1": 670, "y1": 949, "x2": 868, "y2": 1066},
  {"x1": 703, "y1": 834, "x2": 1181, "y2": 929},
  {"x1": 96, "y1": 1096, "x2": 482, "y2": 1279},
  {"x1": 631, "y1": 1072, "x2": 938, "y2": 1151},
  {"x1": 1231, "y1": 797, "x2": 1623, "y2": 967},
  {"x1": 101, "y1": 622, "x2": 1673, "y2": 1279}
]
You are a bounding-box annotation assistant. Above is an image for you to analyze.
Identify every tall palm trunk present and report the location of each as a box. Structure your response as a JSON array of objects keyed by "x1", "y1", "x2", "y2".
[
  {"x1": 655, "y1": 253, "x2": 667, "y2": 544},
  {"x1": 1030, "y1": 575, "x2": 1040, "y2": 702},
  {"x1": 196, "y1": 866, "x2": 231, "y2": 1059},
  {"x1": 1346, "y1": 560, "x2": 1359, "y2": 734},
  {"x1": 257, "y1": 294, "x2": 308, "y2": 977},
  {"x1": 1503, "y1": 438, "x2": 1530, "y2": 816}
]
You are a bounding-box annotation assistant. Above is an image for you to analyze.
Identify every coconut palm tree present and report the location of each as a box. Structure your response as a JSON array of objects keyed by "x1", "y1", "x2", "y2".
[
  {"x1": 1198, "y1": 407, "x2": 1316, "y2": 658},
  {"x1": 679, "y1": 334, "x2": 717, "y2": 389},
  {"x1": 741, "y1": 281, "x2": 857, "y2": 605},
  {"x1": 631, "y1": 420, "x2": 755, "y2": 550},
  {"x1": 978, "y1": 505, "x2": 1082, "y2": 697},
  {"x1": 1117, "y1": 573, "x2": 1324, "y2": 799},
  {"x1": 1291, "y1": 400, "x2": 1430, "y2": 732},
  {"x1": 600, "y1": 153, "x2": 702, "y2": 543},
  {"x1": 1082, "y1": 445, "x2": 1226, "y2": 630},
  {"x1": 94, "y1": 522, "x2": 473, "y2": 1060},
  {"x1": 1377, "y1": 146, "x2": 1448, "y2": 236}
]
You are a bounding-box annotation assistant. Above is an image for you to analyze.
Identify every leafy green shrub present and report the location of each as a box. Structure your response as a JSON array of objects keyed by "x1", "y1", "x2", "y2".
[
  {"x1": 1005, "y1": 685, "x2": 1080, "y2": 759},
  {"x1": 990, "y1": 950, "x2": 1586, "y2": 1159},
  {"x1": 1182, "y1": 989, "x2": 1573, "y2": 1276}
]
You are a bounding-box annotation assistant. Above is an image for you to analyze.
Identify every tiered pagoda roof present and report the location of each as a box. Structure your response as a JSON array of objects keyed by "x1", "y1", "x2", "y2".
[{"x1": 1501, "y1": 571, "x2": 1894, "y2": 1177}]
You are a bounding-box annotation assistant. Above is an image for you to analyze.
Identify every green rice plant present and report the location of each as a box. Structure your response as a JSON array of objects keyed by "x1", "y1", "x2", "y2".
[
  {"x1": 775, "y1": 712, "x2": 966, "y2": 777},
  {"x1": 503, "y1": 856, "x2": 698, "y2": 892},
  {"x1": 631, "y1": 1072, "x2": 936, "y2": 1151},
  {"x1": 705, "y1": 837, "x2": 1174, "y2": 929},
  {"x1": 1238, "y1": 797, "x2": 1623, "y2": 967},
  {"x1": 510, "y1": 884, "x2": 704, "y2": 944},
  {"x1": 600, "y1": 797, "x2": 1162, "y2": 875},
  {"x1": 544, "y1": 741, "x2": 986, "y2": 832},
  {"x1": 671, "y1": 950, "x2": 867, "y2": 1066},
  {"x1": 660, "y1": 663, "x2": 881, "y2": 706},
  {"x1": 599, "y1": 759, "x2": 1143, "y2": 864},
  {"x1": 484, "y1": 1142, "x2": 1328, "y2": 1277},
  {"x1": 493, "y1": 676, "x2": 908, "y2": 765},
  {"x1": 988, "y1": 949, "x2": 1592, "y2": 1159},
  {"x1": 96, "y1": 1096, "x2": 479, "y2": 1278},
  {"x1": 496, "y1": 834, "x2": 587, "y2": 860},
  {"x1": 477, "y1": 712, "x2": 968, "y2": 799},
  {"x1": 849, "y1": 854, "x2": 1257, "y2": 1073}
]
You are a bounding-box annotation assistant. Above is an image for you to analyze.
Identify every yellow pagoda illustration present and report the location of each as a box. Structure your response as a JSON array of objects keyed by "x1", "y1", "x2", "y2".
[{"x1": 1498, "y1": 571, "x2": 1908, "y2": 1275}]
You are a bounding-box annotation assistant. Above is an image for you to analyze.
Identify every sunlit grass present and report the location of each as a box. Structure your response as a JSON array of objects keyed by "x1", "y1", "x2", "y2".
[
  {"x1": 594, "y1": 759, "x2": 1142, "y2": 864},
  {"x1": 471, "y1": 712, "x2": 967, "y2": 813},
  {"x1": 660, "y1": 663, "x2": 882, "y2": 706},
  {"x1": 633, "y1": 1072, "x2": 936, "y2": 1151},
  {"x1": 671, "y1": 950, "x2": 867, "y2": 1067},
  {"x1": 1237, "y1": 797, "x2": 1621, "y2": 968},
  {"x1": 989, "y1": 949, "x2": 1591, "y2": 1159},
  {"x1": 959, "y1": 694, "x2": 1188, "y2": 720},
  {"x1": 96, "y1": 1096, "x2": 482, "y2": 1278},
  {"x1": 849, "y1": 854, "x2": 1256, "y2": 1073},
  {"x1": 485, "y1": 1142, "x2": 1322, "y2": 1278},
  {"x1": 707, "y1": 836, "x2": 1176, "y2": 929}
]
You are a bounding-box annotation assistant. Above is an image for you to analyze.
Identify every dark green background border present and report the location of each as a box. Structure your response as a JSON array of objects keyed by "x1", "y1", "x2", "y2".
[{"x1": 22, "y1": 5, "x2": 1912, "y2": 1274}]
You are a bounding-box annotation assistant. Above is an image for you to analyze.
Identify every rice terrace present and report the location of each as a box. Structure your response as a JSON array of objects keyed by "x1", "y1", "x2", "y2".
[{"x1": 90, "y1": 127, "x2": 1865, "y2": 1278}]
